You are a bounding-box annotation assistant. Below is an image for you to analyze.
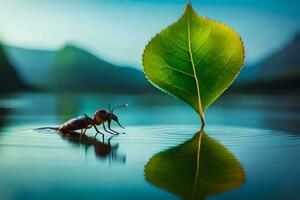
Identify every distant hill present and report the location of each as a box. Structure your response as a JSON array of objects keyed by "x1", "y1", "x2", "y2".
[
  {"x1": 43, "y1": 45, "x2": 155, "y2": 93},
  {"x1": 234, "y1": 63, "x2": 259, "y2": 84},
  {"x1": 237, "y1": 69, "x2": 300, "y2": 93},
  {"x1": 13, "y1": 35, "x2": 300, "y2": 94},
  {"x1": 233, "y1": 32, "x2": 300, "y2": 93},
  {"x1": 0, "y1": 42, "x2": 27, "y2": 92},
  {"x1": 259, "y1": 32, "x2": 300, "y2": 79},
  {"x1": 4, "y1": 45, "x2": 57, "y2": 86}
]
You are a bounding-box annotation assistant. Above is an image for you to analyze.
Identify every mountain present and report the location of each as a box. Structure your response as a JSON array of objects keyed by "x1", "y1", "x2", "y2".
[
  {"x1": 4, "y1": 45, "x2": 57, "y2": 86},
  {"x1": 0, "y1": 42, "x2": 27, "y2": 92},
  {"x1": 259, "y1": 32, "x2": 300, "y2": 79},
  {"x1": 234, "y1": 63, "x2": 259, "y2": 84},
  {"x1": 233, "y1": 32, "x2": 300, "y2": 93},
  {"x1": 44, "y1": 45, "x2": 155, "y2": 93},
  {"x1": 237, "y1": 69, "x2": 300, "y2": 93}
]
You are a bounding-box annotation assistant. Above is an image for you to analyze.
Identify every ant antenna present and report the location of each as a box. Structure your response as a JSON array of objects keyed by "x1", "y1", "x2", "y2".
[
  {"x1": 108, "y1": 103, "x2": 111, "y2": 112},
  {"x1": 111, "y1": 104, "x2": 128, "y2": 112}
]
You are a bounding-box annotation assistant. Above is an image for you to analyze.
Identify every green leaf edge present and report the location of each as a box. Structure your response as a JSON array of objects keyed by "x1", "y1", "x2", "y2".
[{"x1": 142, "y1": 3, "x2": 245, "y2": 117}]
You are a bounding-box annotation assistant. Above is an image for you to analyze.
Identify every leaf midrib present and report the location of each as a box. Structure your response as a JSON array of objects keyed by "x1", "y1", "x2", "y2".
[{"x1": 186, "y1": 6, "x2": 205, "y2": 125}]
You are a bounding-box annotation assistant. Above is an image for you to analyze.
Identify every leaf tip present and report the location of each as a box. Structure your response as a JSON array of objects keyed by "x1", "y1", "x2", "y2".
[{"x1": 185, "y1": 2, "x2": 193, "y2": 10}]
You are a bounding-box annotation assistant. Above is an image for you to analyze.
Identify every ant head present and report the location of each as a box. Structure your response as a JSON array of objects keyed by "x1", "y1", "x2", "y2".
[
  {"x1": 108, "y1": 104, "x2": 128, "y2": 129},
  {"x1": 110, "y1": 113, "x2": 125, "y2": 129},
  {"x1": 94, "y1": 109, "x2": 108, "y2": 125}
]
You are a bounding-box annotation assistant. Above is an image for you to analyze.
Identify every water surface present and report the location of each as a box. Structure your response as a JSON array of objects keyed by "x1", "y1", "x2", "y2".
[{"x1": 0, "y1": 93, "x2": 299, "y2": 200}]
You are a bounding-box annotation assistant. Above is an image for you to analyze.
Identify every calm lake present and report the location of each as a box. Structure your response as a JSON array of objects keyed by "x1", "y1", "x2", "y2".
[{"x1": 0, "y1": 93, "x2": 299, "y2": 200}]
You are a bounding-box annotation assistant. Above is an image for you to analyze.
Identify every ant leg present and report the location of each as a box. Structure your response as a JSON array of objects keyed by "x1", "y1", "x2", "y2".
[
  {"x1": 103, "y1": 123, "x2": 114, "y2": 135},
  {"x1": 94, "y1": 131, "x2": 104, "y2": 138},
  {"x1": 93, "y1": 125, "x2": 104, "y2": 138},
  {"x1": 93, "y1": 125, "x2": 101, "y2": 133},
  {"x1": 79, "y1": 129, "x2": 83, "y2": 141},
  {"x1": 108, "y1": 121, "x2": 124, "y2": 134},
  {"x1": 80, "y1": 128, "x2": 87, "y2": 136},
  {"x1": 107, "y1": 133, "x2": 119, "y2": 144}
]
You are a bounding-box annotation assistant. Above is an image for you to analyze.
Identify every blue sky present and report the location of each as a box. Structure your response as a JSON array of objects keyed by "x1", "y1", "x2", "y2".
[{"x1": 0, "y1": 0, "x2": 299, "y2": 68}]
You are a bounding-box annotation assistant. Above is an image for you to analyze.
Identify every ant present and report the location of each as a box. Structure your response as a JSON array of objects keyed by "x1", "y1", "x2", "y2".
[{"x1": 58, "y1": 104, "x2": 128, "y2": 138}]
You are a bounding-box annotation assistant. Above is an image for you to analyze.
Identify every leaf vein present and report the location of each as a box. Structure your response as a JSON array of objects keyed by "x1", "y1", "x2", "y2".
[
  {"x1": 158, "y1": 46, "x2": 191, "y2": 63},
  {"x1": 162, "y1": 35, "x2": 189, "y2": 53},
  {"x1": 152, "y1": 60, "x2": 194, "y2": 78}
]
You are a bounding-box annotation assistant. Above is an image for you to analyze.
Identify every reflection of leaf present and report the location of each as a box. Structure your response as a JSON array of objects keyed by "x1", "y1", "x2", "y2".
[
  {"x1": 144, "y1": 130, "x2": 245, "y2": 200},
  {"x1": 142, "y1": 3, "x2": 244, "y2": 124}
]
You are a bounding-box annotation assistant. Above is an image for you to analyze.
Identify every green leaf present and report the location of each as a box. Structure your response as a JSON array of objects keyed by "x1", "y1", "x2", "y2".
[
  {"x1": 144, "y1": 130, "x2": 245, "y2": 200},
  {"x1": 142, "y1": 4, "x2": 244, "y2": 124}
]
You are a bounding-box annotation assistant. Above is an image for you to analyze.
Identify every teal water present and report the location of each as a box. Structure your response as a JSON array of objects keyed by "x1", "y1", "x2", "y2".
[{"x1": 0, "y1": 93, "x2": 299, "y2": 200}]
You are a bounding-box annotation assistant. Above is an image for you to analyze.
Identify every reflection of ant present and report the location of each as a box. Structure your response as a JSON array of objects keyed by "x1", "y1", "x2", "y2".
[{"x1": 60, "y1": 131, "x2": 126, "y2": 164}]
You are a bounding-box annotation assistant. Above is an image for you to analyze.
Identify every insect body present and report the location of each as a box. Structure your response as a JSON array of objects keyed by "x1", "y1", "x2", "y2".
[
  {"x1": 58, "y1": 116, "x2": 93, "y2": 133},
  {"x1": 58, "y1": 104, "x2": 128, "y2": 137}
]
